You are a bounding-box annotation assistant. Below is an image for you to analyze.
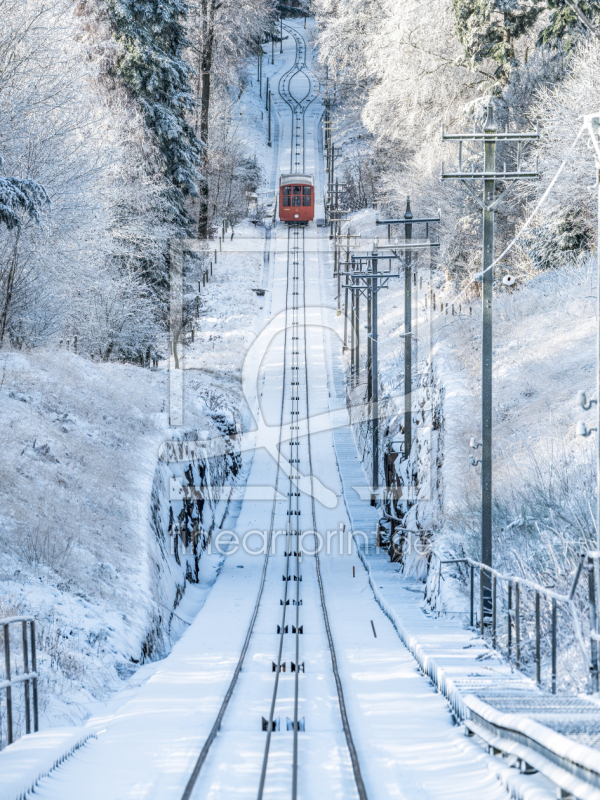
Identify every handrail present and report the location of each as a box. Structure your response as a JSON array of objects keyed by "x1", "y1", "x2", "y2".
[
  {"x1": 439, "y1": 556, "x2": 580, "y2": 605},
  {"x1": 0, "y1": 671, "x2": 38, "y2": 692},
  {"x1": 437, "y1": 552, "x2": 599, "y2": 694},
  {"x1": 1, "y1": 617, "x2": 38, "y2": 747},
  {"x1": 0, "y1": 616, "x2": 35, "y2": 626}
]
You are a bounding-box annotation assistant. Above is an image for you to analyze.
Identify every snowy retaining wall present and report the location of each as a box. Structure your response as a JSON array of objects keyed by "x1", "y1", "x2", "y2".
[
  {"x1": 144, "y1": 426, "x2": 241, "y2": 662},
  {"x1": 348, "y1": 362, "x2": 443, "y2": 582}
]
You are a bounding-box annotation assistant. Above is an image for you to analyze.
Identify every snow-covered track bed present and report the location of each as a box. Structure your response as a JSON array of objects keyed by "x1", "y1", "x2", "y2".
[
  {"x1": 181, "y1": 27, "x2": 367, "y2": 800},
  {"x1": 277, "y1": 23, "x2": 317, "y2": 175}
]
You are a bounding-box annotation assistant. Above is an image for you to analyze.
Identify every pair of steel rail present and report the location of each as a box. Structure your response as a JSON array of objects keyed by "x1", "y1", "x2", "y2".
[{"x1": 181, "y1": 28, "x2": 368, "y2": 791}]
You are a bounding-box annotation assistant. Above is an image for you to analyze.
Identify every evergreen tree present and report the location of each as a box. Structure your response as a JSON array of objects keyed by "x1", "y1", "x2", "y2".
[
  {"x1": 538, "y1": 0, "x2": 600, "y2": 45},
  {"x1": 0, "y1": 177, "x2": 49, "y2": 230},
  {"x1": 452, "y1": 0, "x2": 545, "y2": 85},
  {"x1": 106, "y1": 0, "x2": 200, "y2": 223},
  {"x1": 0, "y1": 157, "x2": 49, "y2": 230}
]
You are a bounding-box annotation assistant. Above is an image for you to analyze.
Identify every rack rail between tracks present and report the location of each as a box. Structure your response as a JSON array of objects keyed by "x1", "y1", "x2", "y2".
[{"x1": 181, "y1": 26, "x2": 367, "y2": 800}]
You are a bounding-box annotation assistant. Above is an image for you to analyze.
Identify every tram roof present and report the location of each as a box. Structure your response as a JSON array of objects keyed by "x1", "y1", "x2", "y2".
[{"x1": 279, "y1": 174, "x2": 314, "y2": 187}]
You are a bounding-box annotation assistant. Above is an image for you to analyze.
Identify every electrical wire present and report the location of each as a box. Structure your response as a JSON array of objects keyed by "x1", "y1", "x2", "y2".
[{"x1": 425, "y1": 122, "x2": 588, "y2": 331}]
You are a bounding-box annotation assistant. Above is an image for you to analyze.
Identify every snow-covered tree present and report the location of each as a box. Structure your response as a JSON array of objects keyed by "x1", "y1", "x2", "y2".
[
  {"x1": 452, "y1": 0, "x2": 544, "y2": 86},
  {"x1": 539, "y1": 0, "x2": 600, "y2": 45},
  {"x1": 0, "y1": 0, "x2": 173, "y2": 358},
  {"x1": 0, "y1": 172, "x2": 49, "y2": 231},
  {"x1": 106, "y1": 0, "x2": 201, "y2": 225},
  {"x1": 187, "y1": 0, "x2": 273, "y2": 237}
]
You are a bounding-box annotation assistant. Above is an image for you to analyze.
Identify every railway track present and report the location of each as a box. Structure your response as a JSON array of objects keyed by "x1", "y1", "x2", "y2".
[
  {"x1": 278, "y1": 23, "x2": 317, "y2": 174},
  {"x1": 181, "y1": 23, "x2": 367, "y2": 800}
]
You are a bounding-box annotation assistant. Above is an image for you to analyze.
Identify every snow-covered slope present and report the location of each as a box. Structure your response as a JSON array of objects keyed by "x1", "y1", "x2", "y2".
[
  {"x1": 0, "y1": 220, "x2": 267, "y2": 742},
  {"x1": 334, "y1": 204, "x2": 597, "y2": 688}
]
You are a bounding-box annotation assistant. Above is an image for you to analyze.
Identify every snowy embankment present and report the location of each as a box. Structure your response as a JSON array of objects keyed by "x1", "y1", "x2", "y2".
[
  {"x1": 0, "y1": 220, "x2": 266, "y2": 742},
  {"x1": 339, "y1": 209, "x2": 597, "y2": 688}
]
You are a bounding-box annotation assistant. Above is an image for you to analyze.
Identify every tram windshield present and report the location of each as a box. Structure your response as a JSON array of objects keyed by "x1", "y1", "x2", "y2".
[{"x1": 281, "y1": 183, "x2": 312, "y2": 210}]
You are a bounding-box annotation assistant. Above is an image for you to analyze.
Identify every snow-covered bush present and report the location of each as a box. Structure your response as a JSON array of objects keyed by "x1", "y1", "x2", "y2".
[{"x1": 0, "y1": 0, "x2": 174, "y2": 359}]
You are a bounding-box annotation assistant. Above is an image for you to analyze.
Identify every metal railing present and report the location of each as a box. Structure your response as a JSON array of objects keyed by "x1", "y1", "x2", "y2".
[
  {"x1": 438, "y1": 553, "x2": 599, "y2": 694},
  {"x1": 1, "y1": 616, "x2": 39, "y2": 746}
]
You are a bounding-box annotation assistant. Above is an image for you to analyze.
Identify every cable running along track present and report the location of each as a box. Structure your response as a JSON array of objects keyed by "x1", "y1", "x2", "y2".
[{"x1": 181, "y1": 23, "x2": 368, "y2": 800}]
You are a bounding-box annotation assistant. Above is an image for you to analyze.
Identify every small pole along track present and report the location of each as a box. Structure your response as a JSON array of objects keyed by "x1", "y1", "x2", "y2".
[{"x1": 181, "y1": 23, "x2": 368, "y2": 800}]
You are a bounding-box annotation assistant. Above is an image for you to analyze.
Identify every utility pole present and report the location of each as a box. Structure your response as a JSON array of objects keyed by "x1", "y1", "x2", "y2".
[
  {"x1": 442, "y1": 105, "x2": 539, "y2": 614},
  {"x1": 268, "y1": 90, "x2": 272, "y2": 147},
  {"x1": 584, "y1": 114, "x2": 600, "y2": 554},
  {"x1": 266, "y1": 77, "x2": 269, "y2": 111},
  {"x1": 376, "y1": 201, "x2": 440, "y2": 461},
  {"x1": 372, "y1": 242, "x2": 379, "y2": 503},
  {"x1": 327, "y1": 147, "x2": 342, "y2": 235},
  {"x1": 259, "y1": 51, "x2": 262, "y2": 99},
  {"x1": 336, "y1": 232, "x2": 361, "y2": 320},
  {"x1": 584, "y1": 115, "x2": 600, "y2": 694},
  {"x1": 404, "y1": 204, "x2": 413, "y2": 458},
  {"x1": 353, "y1": 267, "x2": 359, "y2": 386},
  {"x1": 342, "y1": 249, "x2": 404, "y2": 503}
]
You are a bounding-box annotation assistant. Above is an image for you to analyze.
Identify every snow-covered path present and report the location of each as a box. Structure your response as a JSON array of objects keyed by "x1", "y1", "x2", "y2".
[{"x1": 0, "y1": 20, "x2": 512, "y2": 800}]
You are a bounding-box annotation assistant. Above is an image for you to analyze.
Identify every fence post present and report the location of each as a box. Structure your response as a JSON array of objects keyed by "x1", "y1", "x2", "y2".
[
  {"x1": 31, "y1": 620, "x2": 38, "y2": 732},
  {"x1": 535, "y1": 592, "x2": 541, "y2": 686},
  {"x1": 515, "y1": 581, "x2": 521, "y2": 670},
  {"x1": 492, "y1": 574, "x2": 497, "y2": 649},
  {"x1": 22, "y1": 621, "x2": 31, "y2": 735},
  {"x1": 4, "y1": 623, "x2": 12, "y2": 745},
  {"x1": 589, "y1": 559, "x2": 599, "y2": 692},
  {"x1": 470, "y1": 564, "x2": 474, "y2": 627},
  {"x1": 479, "y1": 567, "x2": 484, "y2": 636},
  {"x1": 508, "y1": 583, "x2": 512, "y2": 661},
  {"x1": 552, "y1": 598, "x2": 557, "y2": 694}
]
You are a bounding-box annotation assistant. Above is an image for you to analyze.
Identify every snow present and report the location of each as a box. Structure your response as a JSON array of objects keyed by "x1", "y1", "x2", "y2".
[
  {"x1": 0, "y1": 244, "x2": 262, "y2": 739},
  {"x1": 0, "y1": 20, "x2": 523, "y2": 799},
  {"x1": 2, "y1": 14, "x2": 590, "y2": 800}
]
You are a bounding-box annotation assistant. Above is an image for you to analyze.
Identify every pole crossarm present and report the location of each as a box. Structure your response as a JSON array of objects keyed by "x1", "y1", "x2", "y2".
[
  {"x1": 343, "y1": 269, "x2": 402, "y2": 295},
  {"x1": 348, "y1": 253, "x2": 404, "y2": 261},
  {"x1": 441, "y1": 127, "x2": 539, "y2": 141},
  {"x1": 442, "y1": 170, "x2": 538, "y2": 180},
  {"x1": 351, "y1": 245, "x2": 439, "y2": 257},
  {"x1": 389, "y1": 242, "x2": 441, "y2": 251},
  {"x1": 376, "y1": 216, "x2": 440, "y2": 225}
]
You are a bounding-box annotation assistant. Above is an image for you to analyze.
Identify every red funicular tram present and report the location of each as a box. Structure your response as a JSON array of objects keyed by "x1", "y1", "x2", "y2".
[{"x1": 279, "y1": 174, "x2": 315, "y2": 223}]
